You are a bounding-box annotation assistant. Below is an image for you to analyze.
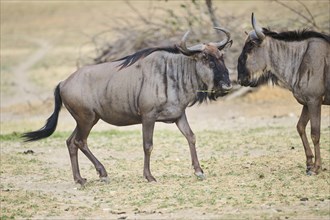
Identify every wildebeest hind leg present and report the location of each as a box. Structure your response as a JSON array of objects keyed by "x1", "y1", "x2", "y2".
[
  {"x1": 66, "y1": 128, "x2": 87, "y2": 185},
  {"x1": 142, "y1": 118, "x2": 156, "y2": 182},
  {"x1": 308, "y1": 102, "x2": 322, "y2": 175},
  {"x1": 75, "y1": 117, "x2": 109, "y2": 183},
  {"x1": 176, "y1": 113, "x2": 205, "y2": 180},
  {"x1": 296, "y1": 105, "x2": 314, "y2": 173}
]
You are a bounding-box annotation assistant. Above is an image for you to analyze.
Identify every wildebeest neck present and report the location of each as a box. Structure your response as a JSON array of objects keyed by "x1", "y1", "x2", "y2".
[
  {"x1": 266, "y1": 39, "x2": 310, "y2": 90},
  {"x1": 158, "y1": 53, "x2": 207, "y2": 106}
]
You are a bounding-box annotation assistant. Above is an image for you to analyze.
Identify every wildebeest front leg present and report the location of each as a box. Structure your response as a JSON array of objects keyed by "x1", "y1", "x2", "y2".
[
  {"x1": 308, "y1": 102, "x2": 322, "y2": 174},
  {"x1": 296, "y1": 105, "x2": 314, "y2": 173},
  {"x1": 176, "y1": 113, "x2": 205, "y2": 180},
  {"x1": 142, "y1": 118, "x2": 156, "y2": 182}
]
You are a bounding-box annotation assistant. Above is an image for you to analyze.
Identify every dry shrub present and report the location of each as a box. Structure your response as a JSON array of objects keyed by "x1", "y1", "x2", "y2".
[
  {"x1": 77, "y1": 0, "x2": 329, "y2": 86},
  {"x1": 77, "y1": 1, "x2": 233, "y2": 67}
]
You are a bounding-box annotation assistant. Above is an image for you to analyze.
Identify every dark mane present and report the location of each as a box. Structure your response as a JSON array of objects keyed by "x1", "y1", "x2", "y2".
[
  {"x1": 263, "y1": 28, "x2": 330, "y2": 43},
  {"x1": 114, "y1": 46, "x2": 180, "y2": 70}
]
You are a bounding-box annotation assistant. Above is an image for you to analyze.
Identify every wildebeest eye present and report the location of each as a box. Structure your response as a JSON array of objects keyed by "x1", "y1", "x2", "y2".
[
  {"x1": 244, "y1": 40, "x2": 258, "y2": 53},
  {"x1": 251, "y1": 39, "x2": 262, "y2": 46},
  {"x1": 209, "y1": 61, "x2": 215, "y2": 68},
  {"x1": 247, "y1": 41, "x2": 255, "y2": 47}
]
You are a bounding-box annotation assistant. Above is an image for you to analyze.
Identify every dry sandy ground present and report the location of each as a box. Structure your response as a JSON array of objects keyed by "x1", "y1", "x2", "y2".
[
  {"x1": 1, "y1": 34, "x2": 330, "y2": 220},
  {"x1": 1, "y1": 79, "x2": 330, "y2": 220}
]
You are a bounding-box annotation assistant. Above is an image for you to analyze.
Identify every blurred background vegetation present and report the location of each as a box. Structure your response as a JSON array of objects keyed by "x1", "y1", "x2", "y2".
[
  {"x1": 2, "y1": 0, "x2": 329, "y2": 81},
  {"x1": 1, "y1": 0, "x2": 329, "y2": 119},
  {"x1": 78, "y1": 0, "x2": 329, "y2": 73}
]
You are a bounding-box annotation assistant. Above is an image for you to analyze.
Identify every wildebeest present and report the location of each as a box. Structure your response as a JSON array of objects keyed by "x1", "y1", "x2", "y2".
[
  {"x1": 237, "y1": 13, "x2": 330, "y2": 175},
  {"x1": 23, "y1": 28, "x2": 233, "y2": 185}
]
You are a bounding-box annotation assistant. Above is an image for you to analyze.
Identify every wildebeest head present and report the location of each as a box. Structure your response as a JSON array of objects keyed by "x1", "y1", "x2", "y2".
[
  {"x1": 177, "y1": 28, "x2": 233, "y2": 99},
  {"x1": 237, "y1": 13, "x2": 272, "y2": 87}
]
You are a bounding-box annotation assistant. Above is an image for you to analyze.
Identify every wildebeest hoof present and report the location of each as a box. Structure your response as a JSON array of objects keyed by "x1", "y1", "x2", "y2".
[
  {"x1": 306, "y1": 165, "x2": 313, "y2": 171},
  {"x1": 100, "y1": 176, "x2": 110, "y2": 184},
  {"x1": 306, "y1": 170, "x2": 317, "y2": 176},
  {"x1": 147, "y1": 177, "x2": 157, "y2": 182},
  {"x1": 145, "y1": 175, "x2": 157, "y2": 182},
  {"x1": 195, "y1": 172, "x2": 206, "y2": 180},
  {"x1": 76, "y1": 178, "x2": 87, "y2": 186}
]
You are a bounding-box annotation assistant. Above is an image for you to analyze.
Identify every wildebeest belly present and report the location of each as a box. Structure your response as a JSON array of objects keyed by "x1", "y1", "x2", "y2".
[
  {"x1": 100, "y1": 111, "x2": 142, "y2": 126},
  {"x1": 97, "y1": 100, "x2": 184, "y2": 126},
  {"x1": 96, "y1": 99, "x2": 142, "y2": 126}
]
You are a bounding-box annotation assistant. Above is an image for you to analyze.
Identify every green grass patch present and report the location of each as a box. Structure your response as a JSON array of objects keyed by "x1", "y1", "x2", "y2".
[{"x1": 0, "y1": 132, "x2": 21, "y2": 141}]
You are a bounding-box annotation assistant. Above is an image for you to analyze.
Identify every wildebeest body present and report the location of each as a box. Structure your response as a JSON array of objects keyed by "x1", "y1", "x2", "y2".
[
  {"x1": 258, "y1": 37, "x2": 330, "y2": 105},
  {"x1": 23, "y1": 29, "x2": 233, "y2": 185},
  {"x1": 61, "y1": 53, "x2": 205, "y2": 126},
  {"x1": 237, "y1": 13, "x2": 329, "y2": 175},
  {"x1": 290, "y1": 38, "x2": 330, "y2": 105}
]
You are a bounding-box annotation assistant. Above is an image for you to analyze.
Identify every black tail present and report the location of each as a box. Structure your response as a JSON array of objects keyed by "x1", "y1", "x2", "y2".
[{"x1": 22, "y1": 84, "x2": 62, "y2": 142}]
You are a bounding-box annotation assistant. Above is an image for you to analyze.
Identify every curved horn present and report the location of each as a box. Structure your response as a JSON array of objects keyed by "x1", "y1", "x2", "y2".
[
  {"x1": 211, "y1": 27, "x2": 231, "y2": 48},
  {"x1": 176, "y1": 31, "x2": 204, "y2": 56},
  {"x1": 251, "y1": 12, "x2": 265, "y2": 40}
]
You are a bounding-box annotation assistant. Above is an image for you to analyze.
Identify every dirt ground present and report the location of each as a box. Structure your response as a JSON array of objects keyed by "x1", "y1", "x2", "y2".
[
  {"x1": 1, "y1": 1, "x2": 330, "y2": 219},
  {"x1": 1, "y1": 86, "x2": 330, "y2": 220}
]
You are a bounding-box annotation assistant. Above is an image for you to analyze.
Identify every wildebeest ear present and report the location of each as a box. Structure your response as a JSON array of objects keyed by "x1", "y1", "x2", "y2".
[{"x1": 218, "y1": 40, "x2": 233, "y2": 51}]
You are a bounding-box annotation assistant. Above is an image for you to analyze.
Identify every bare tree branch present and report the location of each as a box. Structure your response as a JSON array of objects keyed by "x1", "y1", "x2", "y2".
[
  {"x1": 124, "y1": 0, "x2": 150, "y2": 25},
  {"x1": 205, "y1": 0, "x2": 220, "y2": 27},
  {"x1": 274, "y1": 0, "x2": 319, "y2": 29},
  {"x1": 297, "y1": 0, "x2": 317, "y2": 28}
]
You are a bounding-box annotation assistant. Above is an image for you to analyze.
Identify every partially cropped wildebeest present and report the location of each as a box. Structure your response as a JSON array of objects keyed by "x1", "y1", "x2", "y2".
[
  {"x1": 23, "y1": 28, "x2": 233, "y2": 185},
  {"x1": 238, "y1": 13, "x2": 330, "y2": 175}
]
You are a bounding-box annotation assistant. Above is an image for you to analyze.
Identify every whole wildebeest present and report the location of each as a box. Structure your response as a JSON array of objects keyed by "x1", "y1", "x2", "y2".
[
  {"x1": 23, "y1": 28, "x2": 233, "y2": 185},
  {"x1": 237, "y1": 13, "x2": 330, "y2": 175}
]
